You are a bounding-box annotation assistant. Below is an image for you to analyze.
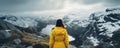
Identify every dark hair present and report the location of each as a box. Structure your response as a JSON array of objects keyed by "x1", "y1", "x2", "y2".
[{"x1": 56, "y1": 19, "x2": 65, "y2": 28}]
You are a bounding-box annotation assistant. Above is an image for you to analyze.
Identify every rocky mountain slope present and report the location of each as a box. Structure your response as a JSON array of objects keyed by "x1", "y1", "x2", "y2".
[
  {"x1": 76, "y1": 8, "x2": 120, "y2": 48},
  {"x1": 0, "y1": 17, "x2": 49, "y2": 48}
]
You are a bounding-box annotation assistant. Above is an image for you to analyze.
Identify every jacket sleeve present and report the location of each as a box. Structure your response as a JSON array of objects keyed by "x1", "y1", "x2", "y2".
[
  {"x1": 49, "y1": 30, "x2": 55, "y2": 48},
  {"x1": 64, "y1": 29, "x2": 69, "y2": 48}
]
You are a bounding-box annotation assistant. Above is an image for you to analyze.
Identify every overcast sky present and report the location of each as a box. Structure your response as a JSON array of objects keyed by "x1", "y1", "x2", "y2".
[{"x1": 0, "y1": 0, "x2": 120, "y2": 16}]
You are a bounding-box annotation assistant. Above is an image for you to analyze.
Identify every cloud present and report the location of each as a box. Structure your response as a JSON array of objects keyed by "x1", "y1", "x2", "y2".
[
  {"x1": 0, "y1": 0, "x2": 120, "y2": 13},
  {"x1": 0, "y1": 0, "x2": 65, "y2": 13},
  {"x1": 72, "y1": 0, "x2": 101, "y2": 4},
  {"x1": 104, "y1": 0, "x2": 120, "y2": 6},
  {"x1": 72, "y1": 0, "x2": 120, "y2": 6}
]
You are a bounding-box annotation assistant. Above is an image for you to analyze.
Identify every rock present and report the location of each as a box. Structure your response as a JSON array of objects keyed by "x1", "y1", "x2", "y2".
[
  {"x1": 0, "y1": 30, "x2": 11, "y2": 39},
  {"x1": 0, "y1": 45, "x2": 13, "y2": 48},
  {"x1": 26, "y1": 46, "x2": 33, "y2": 48},
  {"x1": 33, "y1": 44, "x2": 45, "y2": 48},
  {"x1": 13, "y1": 39, "x2": 21, "y2": 45}
]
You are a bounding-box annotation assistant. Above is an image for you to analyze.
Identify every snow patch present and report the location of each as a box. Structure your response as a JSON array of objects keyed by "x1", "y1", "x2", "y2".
[
  {"x1": 98, "y1": 22, "x2": 120, "y2": 37},
  {"x1": 41, "y1": 25, "x2": 55, "y2": 35},
  {"x1": 68, "y1": 35, "x2": 75, "y2": 41},
  {"x1": 87, "y1": 36, "x2": 99, "y2": 46}
]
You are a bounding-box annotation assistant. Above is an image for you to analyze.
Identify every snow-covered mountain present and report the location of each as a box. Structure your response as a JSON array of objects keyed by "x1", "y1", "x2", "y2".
[
  {"x1": 79, "y1": 8, "x2": 120, "y2": 48},
  {"x1": 0, "y1": 15, "x2": 48, "y2": 33},
  {"x1": 0, "y1": 15, "x2": 38, "y2": 28},
  {"x1": 90, "y1": 8, "x2": 120, "y2": 37},
  {"x1": 1, "y1": 8, "x2": 120, "y2": 48}
]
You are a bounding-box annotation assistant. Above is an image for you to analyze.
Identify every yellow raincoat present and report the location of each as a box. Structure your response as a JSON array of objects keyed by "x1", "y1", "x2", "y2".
[{"x1": 49, "y1": 27, "x2": 69, "y2": 48}]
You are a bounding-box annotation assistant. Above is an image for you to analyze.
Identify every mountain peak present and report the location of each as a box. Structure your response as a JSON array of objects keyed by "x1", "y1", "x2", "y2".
[{"x1": 106, "y1": 8, "x2": 120, "y2": 12}]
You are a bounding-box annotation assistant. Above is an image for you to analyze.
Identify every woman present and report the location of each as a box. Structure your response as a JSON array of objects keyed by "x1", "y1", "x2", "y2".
[{"x1": 49, "y1": 19, "x2": 69, "y2": 48}]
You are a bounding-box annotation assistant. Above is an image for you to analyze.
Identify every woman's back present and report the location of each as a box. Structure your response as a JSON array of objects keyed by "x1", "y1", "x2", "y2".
[
  {"x1": 53, "y1": 27, "x2": 66, "y2": 41},
  {"x1": 49, "y1": 19, "x2": 69, "y2": 48},
  {"x1": 49, "y1": 27, "x2": 69, "y2": 48}
]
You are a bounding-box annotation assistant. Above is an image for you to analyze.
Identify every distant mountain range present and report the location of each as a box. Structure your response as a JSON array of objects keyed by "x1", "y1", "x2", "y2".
[{"x1": 0, "y1": 8, "x2": 120, "y2": 48}]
